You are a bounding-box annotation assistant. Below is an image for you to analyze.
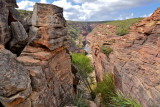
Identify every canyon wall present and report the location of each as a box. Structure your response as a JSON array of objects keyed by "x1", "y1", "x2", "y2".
[
  {"x1": 86, "y1": 8, "x2": 160, "y2": 107},
  {"x1": 0, "y1": 1, "x2": 73, "y2": 107}
]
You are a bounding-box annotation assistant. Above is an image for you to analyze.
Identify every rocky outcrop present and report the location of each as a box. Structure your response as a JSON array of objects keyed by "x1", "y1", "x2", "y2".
[
  {"x1": 86, "y1": 8, "x2": 160, "y2": 107},
  {"x1": 0, "y1": 1, "x2": 73, "y2": 107},
  {"x1": 0, "y1": 45, "x2": 32, "y2": 107}
]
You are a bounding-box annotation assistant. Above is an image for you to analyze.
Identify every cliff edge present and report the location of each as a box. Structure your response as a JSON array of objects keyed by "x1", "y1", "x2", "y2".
[{"x1": 86, "y1": 8, "x2": 160, "y2": 107}]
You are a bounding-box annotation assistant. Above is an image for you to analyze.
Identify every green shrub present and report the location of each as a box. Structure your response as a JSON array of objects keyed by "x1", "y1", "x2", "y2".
[
  {"x1": 111, "y1": 91, "x2": 142, "y2": 107},
  {"x1": 94, "y1": 73, "x2": 116, "y2": 105},
  {"x1": 100, "y1": 46, "x2": 113, "y2": 56},
  {"x1": 106, "y1": 18, "x2": 143, "y2": 36},
  {"x1": 117, "y1": 27, "x2": 129, "y2": 36},
  {"x1": 94, "y1": 73, "x2": 143, "y2": 107},
  {"x1": 72, "y1": 53, "x2": 94, "y2": 100},
  {"x1": 17, "y1": 9, "x2": 33, "y2": 18},
  {"x1": 72, "y1": 53, "x2": 93, "y2": 74},
  {"x1": 72, "y1": 93, "x2": 87, "y2": 107}
]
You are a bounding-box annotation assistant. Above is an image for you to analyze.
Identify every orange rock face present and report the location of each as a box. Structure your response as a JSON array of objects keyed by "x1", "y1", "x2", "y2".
[
  {"x1": 87, "y1": 8, "x2": 160, "y2": 107},
  {"x1": 0, "y1": 2, "x2": 73, "y2": 107},
  {"x1": 17, "y1": 3, "x2": 73, "y2": 107}
]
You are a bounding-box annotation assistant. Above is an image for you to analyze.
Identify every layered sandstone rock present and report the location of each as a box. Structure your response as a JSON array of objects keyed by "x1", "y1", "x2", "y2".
[
  {"x1": 87, "y1": 8, "x2": 160, "y2": 107},
  {"x1": 0, "y1": 1, "x2": 73, "y2": 107}
]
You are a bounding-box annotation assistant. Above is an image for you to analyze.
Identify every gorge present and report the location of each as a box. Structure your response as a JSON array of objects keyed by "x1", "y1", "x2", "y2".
[{"x1": 0, "y1": 0, "x2": 160, "y2": 107}]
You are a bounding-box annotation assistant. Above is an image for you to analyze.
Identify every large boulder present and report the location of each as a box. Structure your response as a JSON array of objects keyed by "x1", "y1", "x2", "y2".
[
  {"x1": 32, "y1": 3, "x2": 66, "y2": 27},
  {"x1": 30, "y1": 3, "x2": 69, "y2": 50},
  {"x1": 0, "y1": 0, "x2": 11, "y2": 45},
  {"x1": 4, "y1": 0, "x2": 18, "y2": 8},
  {"x1": 7, "y1": 21, "x2": 28, "y2": 56},
  {"x1": 0, "y1": 45, "x2": 32, "y2": 107}
]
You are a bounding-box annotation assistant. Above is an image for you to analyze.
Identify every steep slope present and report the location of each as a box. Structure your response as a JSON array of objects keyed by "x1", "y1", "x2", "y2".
[
  {"x1": 67, "y1": 21, "x2": 99, "y2": 52},
  {"x1": 86, "y1": 8, "x2": 160, "y2": 107}
]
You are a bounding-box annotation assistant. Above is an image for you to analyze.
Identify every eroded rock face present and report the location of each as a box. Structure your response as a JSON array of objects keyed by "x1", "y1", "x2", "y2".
[
  {"x1": 30, "y1": 3, "x2": 68, "y2": 51},
  {"x1": 32, "y1": 3, "x2": 66, "y2": 27},
  {"x1": 4, "y1": 0, "x2": 18, "y2": 8},
  {"x1": 0, "y1": 45, "x2": 32, "y2": 107},
  {"x1": 87, "y1": 8, "x2": 160, "y2": 107},
  {"x1": 17, "y1": 3, "x2": 72, "y2": 107},
  {"x1": 0, "y1": 2, "x2": 73, "y2": 107},
  {"x1": 8, "y1": 21, "x2": 28, "y2": 56},
  {"x1": 0, "y1": 0, "x2": 10, "y2": 45}
]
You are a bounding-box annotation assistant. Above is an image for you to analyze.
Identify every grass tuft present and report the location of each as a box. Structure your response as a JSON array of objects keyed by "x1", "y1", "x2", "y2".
[
  {"x1": 94, "y1": 73, "x2": 143, "y2": 107},
  {"x1": 100, "y1": 46, "x2": 113, "y2": 56},
  {"x1": 72, "y1": 93, "x2": 88, "y2": 107}
]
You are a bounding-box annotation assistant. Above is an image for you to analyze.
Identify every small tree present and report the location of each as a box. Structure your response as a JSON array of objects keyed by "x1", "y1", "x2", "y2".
[{"x1": 72, "y1": 53, "x2": 94, "y2": 98}]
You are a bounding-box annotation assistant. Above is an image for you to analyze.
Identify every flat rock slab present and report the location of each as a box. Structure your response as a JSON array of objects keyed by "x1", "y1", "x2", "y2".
[{"x1": 32, "y1": 3, "x2": 66, "y2": 27}]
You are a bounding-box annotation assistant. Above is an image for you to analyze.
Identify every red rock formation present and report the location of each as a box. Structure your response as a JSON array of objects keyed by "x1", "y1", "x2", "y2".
[
  {"x1": 17, "y1": 3, "x2": 73, "y2": 107},
  {"x1": 0, "y1": 1, "x2": 73, "y2": 107},
  {"x1": 87, "y1": 8, "x2": 160, "y2": 107}
]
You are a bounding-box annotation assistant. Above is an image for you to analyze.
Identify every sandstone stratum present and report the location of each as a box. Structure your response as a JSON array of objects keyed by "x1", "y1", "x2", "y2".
[
  {"x1": 0, "y1": 0, "x2": 73, "y2": 107},
  {"x1": 86, "y1": 8, "x2": 160, "y2": 107},
  {"x1": 0, "y1": 0, "x2": 160, "y2": 107}
]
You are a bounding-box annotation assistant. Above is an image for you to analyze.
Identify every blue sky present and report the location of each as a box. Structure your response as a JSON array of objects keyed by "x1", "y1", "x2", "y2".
[{"x1": 17, "y1": 0, "x2": 160, "y2": 21}]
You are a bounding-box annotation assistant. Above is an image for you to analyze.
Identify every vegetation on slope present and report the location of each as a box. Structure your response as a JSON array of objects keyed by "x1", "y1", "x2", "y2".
[
  {"x1": 100, "y1": 46, "x2": 113, "y2": 56},
  {"x1": 17, "y1": 9, "x2": 33, "y2": 18},
  {"x1": 72, "y1": 53, "x2": 93, "y2": 93},
  {"x1": 94, "y1": 73, "x2": 143, "y2": 107},
  {"x1": 72, "y1": 53, "x2": 93, "y2": 74},
  {"x1": 105, "y1": 18, "x2": 143, "y2": 36},
  {"x1": 71, "y1": 92, "x2": 88, "y2": 107},
  {"x1": 71, "y1": 53, "x2": 142, "y2": 107},
  {"x1": 68, "y1": 21, "x2": 99, "y2": 48},
  {"x1": 71, "y1": 53, "x2": 94, "y2": 107}
]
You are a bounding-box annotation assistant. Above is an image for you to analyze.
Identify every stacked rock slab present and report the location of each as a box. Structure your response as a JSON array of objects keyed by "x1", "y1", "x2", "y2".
[
  {"x1": 17, "y1": 3, "x2": 73, "y2": 107},
  {"x1": 0, "y1": 1, "x2": 73, "y2": 107},
  {"x1": 86, "y1": 8, "x2": 160, "y2": 107}
]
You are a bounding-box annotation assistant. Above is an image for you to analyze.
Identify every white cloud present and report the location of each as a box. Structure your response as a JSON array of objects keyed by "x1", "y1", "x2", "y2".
[
  {"x1": 40, "y1": 0, "x2": 47, "y2": 3},
  {"x1": 142, "y1": 13, "x2": 153, "y2": 17},
  {"x1": 52, "y1": 0, "x2": 159, "y2": 21},
  {"x1": 17, "y1": 0, "x2": 47, "y2": 10},
  {"x1": 17, "y1": 0, "x2": 159, "y2": 21},
  {"x1": 17, "y1": 0, "x2": 35, "y2": 10}
]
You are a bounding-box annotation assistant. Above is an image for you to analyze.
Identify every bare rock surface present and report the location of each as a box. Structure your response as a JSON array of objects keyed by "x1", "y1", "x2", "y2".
[
  {"x1": 0, "y1": 0, "x2": 11, "y2": 45},
  {"x1": 7, "y1": 21, "x2": 28, "y2": 56},
  {"x1": 0, "y1": 1, "x2": 73, "y2": 107},
  {"x1": 0, "y1": 45, "x2": 31, "y2": 107},
  {"x1": 32, "y1": 3, "x2": 66, "y2": 27},
  {"x1": 18, "y1": 3, "x2": 72, "y2": 107},
  {"x1": 3, "y1": 0, "x2": 18, "y2": 8},
  {"x1": 30, "y1": 3, "x2": 69, "y2": 51},
  {"x1": 87, "y1": 8, "x2": 160, "y2": 107}
]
